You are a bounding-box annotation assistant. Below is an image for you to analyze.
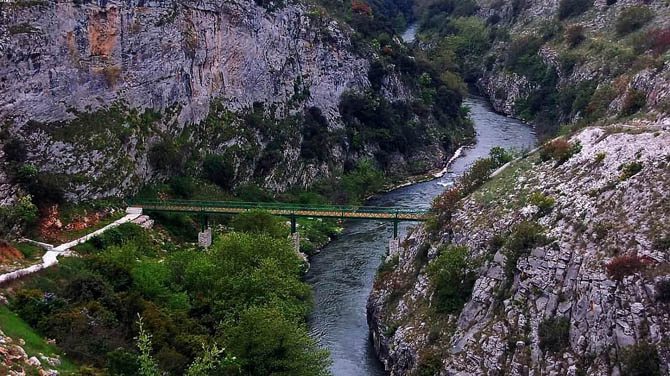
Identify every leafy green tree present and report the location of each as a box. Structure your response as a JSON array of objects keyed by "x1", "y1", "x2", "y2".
[
  {"x1": 221, "y1": 306, "x2": 332, "y2": 376},
  {"x1": 202, "y1": 154, "x2": 235, "y2": 190},
  {"x1": 230, "y1": 209, "x2": 289, "y2": 239},
  {"x1": 135, "y1": 315, "x2": 160, "y2": 376}
]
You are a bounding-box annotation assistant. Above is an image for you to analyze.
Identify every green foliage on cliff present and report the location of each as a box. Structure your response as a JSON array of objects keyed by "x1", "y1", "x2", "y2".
[
  {"x1": 9, "y1": 226, "x2": 330, "y2": 375},
  {"x1": 427, "y1": 245, "x2": 477, "y2": 314},
  {"x1": 538, "y1": 316, "x2": 571, "y2": 352}
]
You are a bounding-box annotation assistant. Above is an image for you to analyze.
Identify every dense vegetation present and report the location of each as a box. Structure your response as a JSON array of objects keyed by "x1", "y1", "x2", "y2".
[{"x1": 9, "y1": 220, "x2": 331, "y2": 375}]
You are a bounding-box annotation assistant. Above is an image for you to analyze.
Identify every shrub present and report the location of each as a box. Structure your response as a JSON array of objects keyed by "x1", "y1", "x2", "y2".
[
  {"x1": 300, "y1": 107, "x2": 331, "y2": 161},
  {"x1": 148, "y1": 140, "x2": 182, "y2": 173},
  {"x1": 620, "y1": 90, "x2": 646, "y2": 116},
  {"x1": 430, "y1": 187, "x2": 462, "y2": 230},
  {"x1": 565, "y1": 25, "x2": 585, "y2": 48},
  {"x1": 615, "y1": 7, "x2": 654, "y2": 35},
  {"x1": 3, "y1": 137, "x2": 27, "y2": 162},
  {"x1": 24, "y1": 173, "x2": 65, "y2": 206},
  {"x1": 168, "y1": 176, "x2": 196, "y2": 198},
  {"x1": 594, "y1": 152, "x2": 606, "y2": 164},
  {"x1": 605, "y1": 254, "x2": 646, "y2": 281},
  {"x1": 557, "y1": 0, "x2": 592, "y2": 20},
  {"x1": 538, "y1": 316, "x2": 571, "y2": 352},
  {"x1": 427, "y1": 245, "x2": 476, "y2": 314},
  {"x1": 621, "y1": 341, "x2": 661, "y2": 376},
  {"x1": 656, "y1": 280, "x2": 670, "y2": 302},
  {"x1": 202, "y1": 154, "x2": 235, "y2": 190},
  {"x1": 653, "y1": 236, "x2": 670, "y2": 252},
  {"x1": 351, "y1": 0, "x2": 372, "y2": 16},
  {"x1": 107, "y1": 348, "x2": 140, "y2": 376},
  {"x1": 504, "y1": 221, "x2": 547, "y2": 278},
  {"x1": 529, "y1": 192, "x2": 556, "y2": 215},
  {"x1": 619, "y1": 161, "x2": 643, "y2": 181},
  {"x1": 540, "y1": 139, "x2": 580, "y2": 165},
  {"x1": 489, "y1": 146, "x2": 513, "y2": 167},
  {"x1": 459, "y1": 157, "x2": 497, "y2": 194},
  {"x1": 650, "y1": 28, "x2": 670, "y2": 55}
]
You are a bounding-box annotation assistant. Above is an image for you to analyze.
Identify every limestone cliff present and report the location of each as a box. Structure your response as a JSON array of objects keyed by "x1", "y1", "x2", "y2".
[
  {"x1": 0, "y1": 0, "x2": 470, "y2": 204},
  {"x1": 368, "y1": 119, "x2": 670, "y2": 375}
]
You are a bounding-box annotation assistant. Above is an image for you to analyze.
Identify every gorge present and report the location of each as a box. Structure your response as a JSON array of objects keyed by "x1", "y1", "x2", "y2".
[{"x1": 1, "y1": 0, "x2": 669, "y2": 374}]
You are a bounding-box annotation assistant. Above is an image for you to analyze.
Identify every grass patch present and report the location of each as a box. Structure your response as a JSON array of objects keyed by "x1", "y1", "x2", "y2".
[
  {"x1": 0, "y1": 305, "x2": 79, "y2": 374},
  {"x1": 473, "y1": 157, "x2": 534, "y2": 208},
  {"x1": 11, "y1": 242, "x2": 43, "y2": 259}
]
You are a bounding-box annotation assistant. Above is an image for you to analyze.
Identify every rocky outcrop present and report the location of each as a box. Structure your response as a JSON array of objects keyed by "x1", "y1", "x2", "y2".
[
  {"x1": 0, "y1": 0, "x2": 466, "y2": 203},
  {"x1": 368, "y1": 119, "x2": 670, "y2": 375}
]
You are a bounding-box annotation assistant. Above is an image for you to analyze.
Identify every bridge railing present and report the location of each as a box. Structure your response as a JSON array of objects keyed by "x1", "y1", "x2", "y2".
[{"x1": 130, "y1": 199, "x2": 427, "y2": 216}]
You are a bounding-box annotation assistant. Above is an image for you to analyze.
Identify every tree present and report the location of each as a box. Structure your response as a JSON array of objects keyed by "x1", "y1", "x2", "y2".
[
  {"x1": 222, "y1": 307, "x2": 332, "y2": 376},
  {"x1": 230, "y1": 210, "x2": 289, "y2": 239},
  {"x1": 202, "y1": 154, "x2": 235, "y2": 190}
]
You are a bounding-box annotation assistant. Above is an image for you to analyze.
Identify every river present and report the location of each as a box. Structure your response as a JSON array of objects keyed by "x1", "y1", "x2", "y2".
[{"x1": 305, "y1": 95, "x2": 537, "y2": 375}]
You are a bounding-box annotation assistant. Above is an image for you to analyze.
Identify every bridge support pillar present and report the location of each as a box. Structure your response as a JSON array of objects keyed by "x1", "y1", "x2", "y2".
[
  {"x1": 393, "y1": 220, "x2": 398, "y2": 239},
  {"x1": 290, "y1": 216, "x2": 297, "y2": 234},
  {"x1": 198, "y1": 228, "x2": 212, "y2": 248}
]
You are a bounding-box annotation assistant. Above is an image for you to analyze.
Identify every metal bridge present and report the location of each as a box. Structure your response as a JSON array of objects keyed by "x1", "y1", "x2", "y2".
[{"x1": 130, "y1": 199, "x2": 428, "y2": 238}]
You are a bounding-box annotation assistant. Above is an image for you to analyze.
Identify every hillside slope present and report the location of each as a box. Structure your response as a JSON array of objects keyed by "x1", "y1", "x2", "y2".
[{"x1": 368, "y1": 119, "x2": 670, "y2": 375}]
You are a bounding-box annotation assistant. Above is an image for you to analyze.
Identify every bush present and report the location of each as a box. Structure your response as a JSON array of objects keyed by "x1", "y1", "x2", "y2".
[
  {"x1": 615, "y1": 7, "x2": 654, "y2": 35},
  {"x1": 300, "y1": 107, "x2": 332, "y2": 161},
  {"x1": 538, "y1": 316, "x2": 571, "y2": 352},
  {"x1": 149, "y1": 140, "x2": 182, "y2": 173},
  {"x1": 24, "y1": 173, "x2": 65, "y2": 206},
  {"x1": 656, "y1": 280, "x2": 670, "y2": 303},
  {"x1": 653, "y1": 236, "x2": 670, "y2": 252},
  {"x1": 489, "y1": 146, "x2": 513, "y2": 167},
  {"x1": 107, "y1": 348, "x2": 140, "y2": 376},
  {"x1": 565, "y1": 25, "x2": 585, "y2": 48},
  {"x1": 650, "y1": 28, "x2": 670, "y2": 55},
  {"x1": 88, "y1": 223, "x2": 148, "y2": 251},
  {"x1": 202, "y1": 154, "x2": 235, "y2": 190},
  {"x1": 3, "y1": 137, "x2": 28, "y2": 162},
  {"x1": 539, "y1": 139, "x2": 581, "y2": 165},
  {"x1": 168, "y1": 176, "x2": 196, "y2": 198},
  {"x1": 427, "y1": 245, "x2": 476, "y2": 314},
  {"x1": 557, "y1": 0, "x2": 592, "y2": 20},
  {"x1": 529, "y1": 192, "x2": 556, "y2": 215},
  {"x1": 619, "y1": 161, "x2": 643, "y2": 181},
  {"x1": 620, "y1": 90, "x2": 646, "y2": 116},
  {"x1": 605, "y1": 254, "x2": 645, "y2": 281},
  {"x1": 429, "y1": 187, "x2": 462, "y2": 230},
  {"x1": 621, "y1": 341, "x2": 661, "y2": 376},
  {"x1": 504, "y1": 221, "x2": 547, "y2": 278},
  {"x1": 459, "y1": 157, "x2": 497, "y2": 194}
]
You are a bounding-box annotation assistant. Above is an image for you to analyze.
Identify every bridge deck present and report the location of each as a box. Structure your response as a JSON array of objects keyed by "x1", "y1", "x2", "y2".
[{"x1": 131, "y1": 200, "x2": 428, "y2": 221}]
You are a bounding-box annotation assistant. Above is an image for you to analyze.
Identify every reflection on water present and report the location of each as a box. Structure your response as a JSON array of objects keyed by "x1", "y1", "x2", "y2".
[{"x1": 306, "y1": 95, "x2": 536, "y2": 375}]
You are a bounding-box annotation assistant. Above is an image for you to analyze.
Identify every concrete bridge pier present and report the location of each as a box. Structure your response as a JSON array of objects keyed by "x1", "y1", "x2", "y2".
[{"x1": 198, "y1": 228, "x2": 212, "y2": 248}]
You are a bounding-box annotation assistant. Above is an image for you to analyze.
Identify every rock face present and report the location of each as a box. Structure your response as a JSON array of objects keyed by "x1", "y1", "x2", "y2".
[
  {"x1": 0, "y1": 0, "x2": 466, "y2": 203},
  {"x1": 368, "y1": 121, "x2": 670, "y2": 375},
  {"x1": 474, "y1": 0, "x2": 670, "y2": 123}
]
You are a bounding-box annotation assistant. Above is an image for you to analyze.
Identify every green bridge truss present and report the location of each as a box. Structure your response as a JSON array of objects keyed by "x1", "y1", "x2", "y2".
[{"x1": 130, "y1": 199, "x2": 428, "y2": 238}]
